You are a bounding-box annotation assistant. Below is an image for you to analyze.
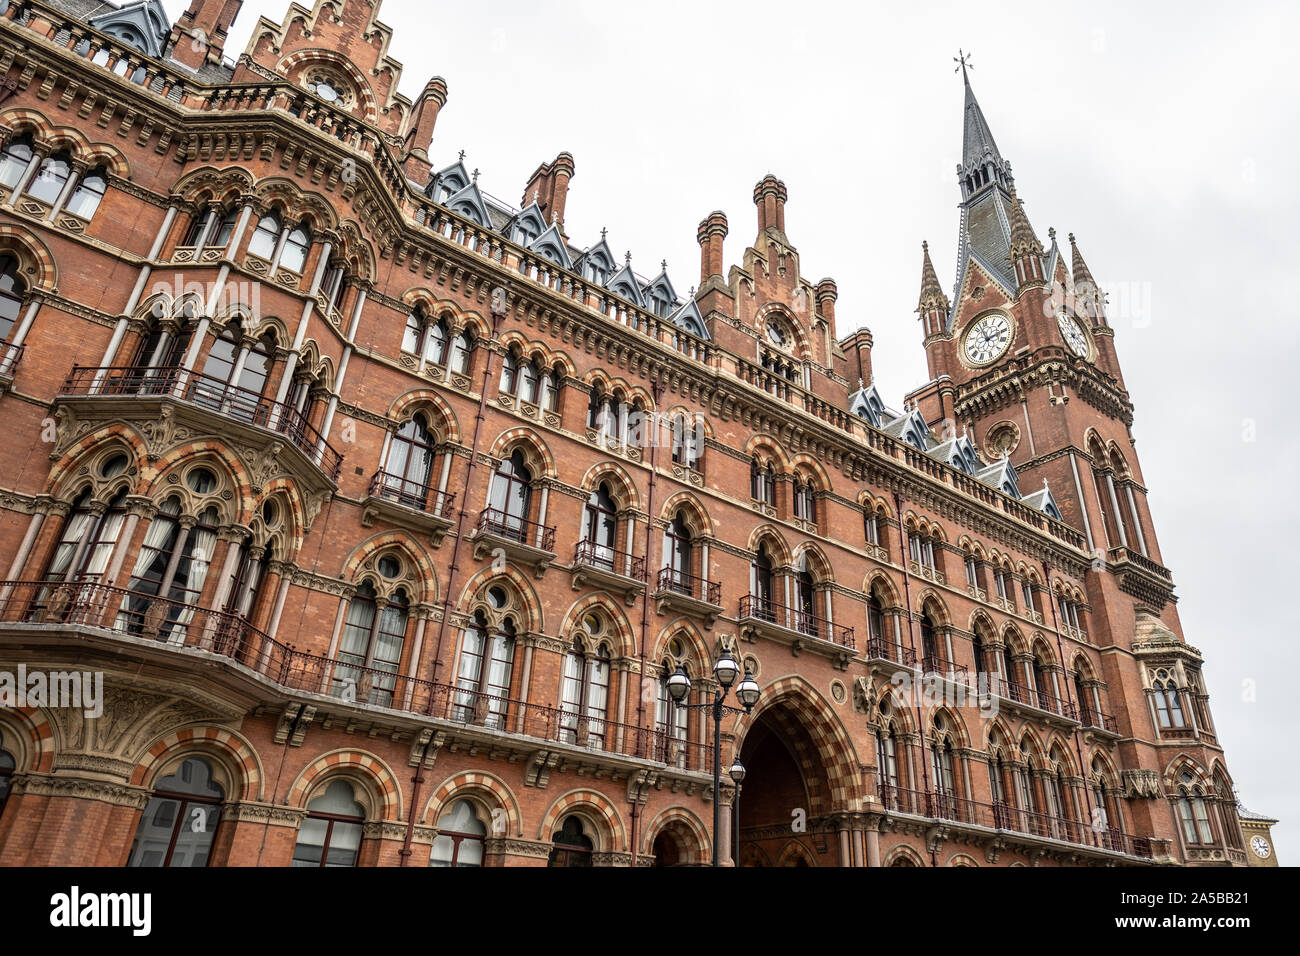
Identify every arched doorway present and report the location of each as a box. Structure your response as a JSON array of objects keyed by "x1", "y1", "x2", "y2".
[{"x1": 736, "y1": 699, "x2": 842, "y2": 867}]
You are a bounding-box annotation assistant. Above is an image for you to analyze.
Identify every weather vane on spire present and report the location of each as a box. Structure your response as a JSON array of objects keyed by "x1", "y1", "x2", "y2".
[{"x1": 954, "y1": 49, "x2": 973, "y2": 75}]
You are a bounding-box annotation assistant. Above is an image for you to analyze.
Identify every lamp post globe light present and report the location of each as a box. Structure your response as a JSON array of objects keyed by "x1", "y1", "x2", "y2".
[{"x1": 666, "y1": 647, "x2": 759, "y2": 866}]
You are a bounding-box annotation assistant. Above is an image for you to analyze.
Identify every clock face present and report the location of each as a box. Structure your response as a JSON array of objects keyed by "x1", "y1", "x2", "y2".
[
  {"x1": 1058, "y1": 312, "x2": 1090, "y2": 358},
  {"x1": 963, "y1": 314, "x2": 1012, "y2": 366},
  {"x1": 1251, "y1": 836, "x2": 1271, "y2": 858}
]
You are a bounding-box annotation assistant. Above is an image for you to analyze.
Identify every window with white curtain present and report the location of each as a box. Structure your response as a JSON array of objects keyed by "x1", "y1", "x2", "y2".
[
  {"x1": 429, "y1": 799, "x2": 487, "y2": 867},
  {"x1": 292, "y1": 780, "x2": 365, "y2": 867}
]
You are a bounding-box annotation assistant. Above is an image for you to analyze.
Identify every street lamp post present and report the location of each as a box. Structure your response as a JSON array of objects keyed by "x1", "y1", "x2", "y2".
[
  {"x1": 729, "y1": 760, "x2": 746, "y2": 866},
  {"x1": 666, "y1": 648, "x2": 760, "y2": 866}
]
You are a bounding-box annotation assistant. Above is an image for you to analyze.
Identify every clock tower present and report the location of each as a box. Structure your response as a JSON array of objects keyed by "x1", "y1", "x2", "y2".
[{"x1": 907, "y1": 61, "x2": 1242, "y2": 858}]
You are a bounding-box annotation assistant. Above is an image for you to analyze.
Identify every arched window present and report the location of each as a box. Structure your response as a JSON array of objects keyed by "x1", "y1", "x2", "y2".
[
  {"x1": 792, "y1": 476, "x2": 815, "y2": 524},
  {"x1": 279, "y1": 223, "x2": 311, "y2": 273},
  {"x1": 654, "y1": 650, "x2": 689, "y2": 769},
  {"x1": 989, "y1": 750, "x2": 1009, "y2": 808},
  {"x1": 449, "y1": 330, "x2": 473, "y2": 375},
  {"x1": 1152, "y1": 669, "x2": 1186, "y2": 729},
  {"x1": 454, "y1": 608, "x2": 517, "y2": 729},
  {"x1": 429, "y1": 799, "x2": 487, "y2": 867},
  {"x1": 750, "y1": 544, "x2": 775, "y2": 620},
  {"x1": 486, "y1": 450, "x2": 532, "y2": 541},
  {"x1": 1031, "y1": 651, "x2": 1053, "y2": 709},
  {"x1": 402, "y1": 309, "x2": 424, "y2": 355},
  {"x1": 909, "y1": 530, "x2": 936, "y2": 571},
  {"x1": 498, "y1": 349, "x2": 519, "y2": 394},
  {"x1": 424, "y1": 318, "x2": 449, "y2": 366},
  {"x1": 582, "y1": 483, "x2": 618, "y2": 569},
  {"x1": 129, "y1": 303, "x2": 193, "y2": 373},
  {"x1": 292, "y1": 780, "x2": 365, "y2": 867},
  {"x1": 866, "y1": 588, "x2": 886, "y2": 648},
  {"x1": 864, "y1": 509, "x2": 880, "y2": 546},
  {"x1": 225, "y1": 541, "x2": 271, "y2": 621},
  {"x1": 210, "y1": 206, "x2": 240, "y2": 251},
  {"x1": 0, "y1": 255, "x2": 27, "y2": 345},
  {"x1": 548, "y1": 815, "x2": 594, "y2": 867},
  {"x1": 559, "y1": 630, "x2": 611, "y2": 749},
  {"x1": 919, "y1": 612, "x2": 940, "y2": 667},
  {"x1": 127, "y1": 757, "x2": 224, "y2": 867},
  {"x1": 0, "y1": 134, "x2": 34, "y2": 190},
  {"x1": 26, "y1": 151, "x2": 71, "y2": 205},
  {"x1": 197, "y1": 329, "x2": 275, "y2": 414},
  {"x1": 1020, "y1": 577, "x2": 1038, "y2": 617},
  {"x1": 663, "y1": 512, "x2": 694, "y2": 589},
  {"x1": 335, "y1": 578, "x2": 409, "y2": 708},
  {"x1": 40, "y1": 484, "x2": 126, "y2": 587},
  {"x1": 750, "y1": 459, "x2": 775, "y2": 506},
  {"x1": 64, "y1": 166, "x2": 107, "y2": 219},
  {"x1": 382, "y1": 413, "x2": 437, "y2": 508},
  {"x1": 972, "y1": 630, "x2": 989, "y2": 682},
  {"x1": 1175, "y1": 772, "x2": 1215, "y2": 845},
  {"x1": 247, "y1": 212, "x2": 281, "y2": 260},
  {"x1": 932, "y1": 736, "x2": 956, "y2": 810},
  {"x1": 670, "y1": 413, "x2": 700, "y2": 470},
  {"x1": 876, "y1": 723, "x2": 900, "y2": 804},
  {"x1": 1001, "y1": 644, "x2": 1019, "y2": 692},
  {"x1": 794, "y1": 557, "x2": 817, "y2": 637},
  {"x1": 0, "y1": 745, "x2": 15, "y2": 817},
  {"x1": 121, "y1": 498, "x2": 219, "y2": 640}
]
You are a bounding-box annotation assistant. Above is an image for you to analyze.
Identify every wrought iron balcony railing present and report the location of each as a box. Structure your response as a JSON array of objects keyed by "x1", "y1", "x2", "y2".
[
  {"x1": 59, "y1": 366, "x2": 343, "y2": 480},
  {"x1": 475, "y1": 508, "x2": 556, "y2": 552},
  {"x1": 0, "y1": 579, "x2": 714, "y2": 772},
  {"x1": 655, "y1": 567, "x2": 721, "y2": 606},
  {"x1": 572, "y1": 540, "x2": 646, "y2": 581},
  {"x1": 368, "y1": 470, "x2": 455, "y2": 517},
  {"x1": 737, "y1": 595, "x2": 855, "y2": 649}
]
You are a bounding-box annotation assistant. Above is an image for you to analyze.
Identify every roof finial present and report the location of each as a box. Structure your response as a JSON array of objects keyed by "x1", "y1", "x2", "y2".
[
  {"x1": 625, "y1": 250, "x2": 632, "y2": 267},
  {"x1": 661, "y1": 259, "x2": 668, "y2": 272},
  {"x1": 954, "y1": 48, "x2": 973, "y2": 83},
  {"x1": 458, "y1": 149, "x2": 466, "y2": 162},
  {"x1": 600, "y1": 226, "x2": 607, "y2": 241},
  {"x1": 471, "y1": 167, "x2": 480, "y2": 184}
]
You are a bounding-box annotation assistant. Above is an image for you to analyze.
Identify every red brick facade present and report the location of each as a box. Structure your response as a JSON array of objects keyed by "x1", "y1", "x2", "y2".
[{"x1": 0, "y1": 0, "x2": 1244, "y2": 867}]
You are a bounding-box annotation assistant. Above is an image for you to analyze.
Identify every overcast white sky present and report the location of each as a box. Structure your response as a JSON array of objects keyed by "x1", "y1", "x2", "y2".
[{"x1": 167, "y1": 0, "x2": 1300, "y2": 860}]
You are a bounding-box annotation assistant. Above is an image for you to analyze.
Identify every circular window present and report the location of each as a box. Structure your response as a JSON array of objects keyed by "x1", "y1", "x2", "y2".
[
  {"x1": 487, "y1": 587, "x2": 508, "y2": 610},
  {"x1": 668, "y1": 638, "x2": 684, "y2": 659},
  {"x1": 582, "y1": 613, "x2": 602, "y2": 635},
  {"x1": 377, "y1": 555, "x2": 401, "y2": 579},
  {"x1": 310, "y1": 79, "x2": 340, "y2": 102},
  {"x1": 100, "y1": 453, "x2": 129, "y2": 479},
  {"x1": 766, "y1": 322, "x2": 788, "y2": 347},
  {"x1": 261, "y1": 499, "x2": 279, "y2": 525},
  {"x1": 187, "y1": 468, "x2": 217, "y2": 494}
]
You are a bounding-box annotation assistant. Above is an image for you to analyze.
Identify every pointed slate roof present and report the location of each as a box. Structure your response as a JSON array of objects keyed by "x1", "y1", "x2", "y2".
[
  {"x1": 929, "y1": 435, "x2": 980, "y2": 475},
  {"x1": 1069, "y1": 232, "x2": 1097, "y2": 288},
  {"x1": 976, "y1": 457, "x2": 1021, "y2": 498},
  {"x1": 1021, "y1": 480, "x2": 1062, "y2": 520},
  {"x1": 669, "y1": 299, "x2": 708, "y2": 340},
  {"x1": 849, "y1": 383, "x2": 886, "y2": 428},
  {"x1": 917, "y1": 241, "x2": 950, "y2": 314},
  {"x1": 442, "y1": 181, "x2": 491, "y2": 227},
  {"x1": 89, "y1": 0, "x2": 170, "y2": 59},
  {"x1": 606, "y1": 261, "x2": 646, "y2": 308},
  {"x1": 529, "y1": 222, "x2": 572, "y2": 270},
  {"x1": 961, "y1": 61, "x2": 1005, "y2": 169},
  {"x1": 1006, "y1": 186, "x2": 1043, "y2": 259}
]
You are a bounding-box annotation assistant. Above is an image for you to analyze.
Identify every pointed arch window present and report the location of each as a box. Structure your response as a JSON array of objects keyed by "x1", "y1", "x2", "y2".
[
  {"x1": 0, "y1": 255, "x2": 26, "y2": 347},
  {"x1": 1032, "y1": 651, "x2": 1053, "y2": 709},
  {"x1": 655, "y1": 656, "x2": 690, "y2": 769},
  {"x1": 0, "y1": 134, "x2": 34, "y2": 190},
  {"x1": 931, "y1": 736, "x2": 957, "y2": 813},
  {"x1": 226, "y1": 541, "x2": 271, "y2": 621},
  {"x1": 0, "y1": 745, "x2": 13, "y2": 817},
  {"x1": 449, "y1": 330, "x2": 474, "y2": 375},
  {"x1": 919, "y1": 612, "x2": 940, "y2": 667},
  {"x1": 876, "y1": 723, "x2": 900, "y2": 799},
  {"x1": 454, "y1": 609, "x2": 517, "y2": 729},
  {"x1": 65, "y1": 167, "x2": 107, "y2": 219},
  {"x1": 279, "y1": 223, "x2": 312, "y2": 274},
  {"x1": 792, "y1": 476, "x2": 815, "y2": 524},
  {"x1": 429, "y1": 799, "x2": 487, "y2": 867},
  {"x1": 126, "y1": 757, "x2": 224, "y2": 868},
  {"x1": 486, "y1": 450, "x2": 532, "y2": 541},
  {"x1": 664, "y1": 513, "x2": 694, "y2": 589},
  {"x1": 794, "y1": 558, "x2": 817, "y2": 637},
  {"x1": 424, "y1": 317, "x2": 449, "y2": 367},
  {"x1": 121, "y1": 499, "x2": 219, "y2": 639},
  {"x1": 1176, "y1": 772, "x2": 1215, "y2": 845},
  {"x1": 582, "y1": 483, "x2": 618, "y2": 569},
  {"x1": 559, "y1": 632, "x2": 611, "y2": 749},
  {"x1": 750, "y1": 459, "x2": 775, "y2": 506},
  {"x1": 292, "y1": 780, "x2": 365, "y2": 867},
  {"x1": 548, "y1": 815, "x2": 594, "y2": 867},
  {"x1": 1152, "y1": 669, "x2": 1186, "y2": 729},
  {"x1": 43, "y1": 488, "x2": 128, "y2": 584},
  {"x1": 670, "y1": 413, "x2": 700, "y2": 470},
  {"x1": 866, "y1": 588, "x2": 886, "y2": 647},
  {"x1": 402, "y1": 309, "x2": 425, "y2": 355},
  {"x1": 382, "y1": 413, "x2": 437, "y2": 509},
  {"x1": 247, "y1": 212, "x2": 281, "y2": 260},
  {"x1": 26, "y1": 151, "x2": 71, "y2": 205},
  {"x1": 972, "y1": 630, "x2": 989, "y2": 682},
  {"x1": 750, "y1": 544, "x2": 775, "y2": 621},
  {"x1": 335, "y1": 583, "x2": 408, "y2": 707}
]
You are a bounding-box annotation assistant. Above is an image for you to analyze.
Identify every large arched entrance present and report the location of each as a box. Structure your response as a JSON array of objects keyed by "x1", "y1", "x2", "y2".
[{"x1": 735, "y1": 697, "x2": 844, "y2": 867}]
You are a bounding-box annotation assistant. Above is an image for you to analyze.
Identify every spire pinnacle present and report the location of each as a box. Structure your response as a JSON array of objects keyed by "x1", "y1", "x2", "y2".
[
  {"x1": 1006, "y1": 187, "x2": 1043, "y2": 259},
  {"x1": 917, "y1": 240, "x2": 950, "y2": 314},
  {"x1": 1068, "y1": 232, "x2": 1096, "y2": 288}
]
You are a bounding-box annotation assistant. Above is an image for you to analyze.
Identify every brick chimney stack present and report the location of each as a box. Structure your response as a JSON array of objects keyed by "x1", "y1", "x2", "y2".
[
  {"x1": 753, "y1": 174, "x2": 787, "y2": 235},
  {"x1": 401, "y1": 76, "x2": 449, "y2": 179},
  {"x1": 521, "y1": 152, "x2": 577, "y2": 235},
  {"x1": 815, "y1": 278, "x2": 838, "y2": 329},
  {"x1": 696, "y1": 211, "x2": 729, "y2": 285},
  {"x1": 168, "y1": 0, "x2": 243, "y2": 70}
]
